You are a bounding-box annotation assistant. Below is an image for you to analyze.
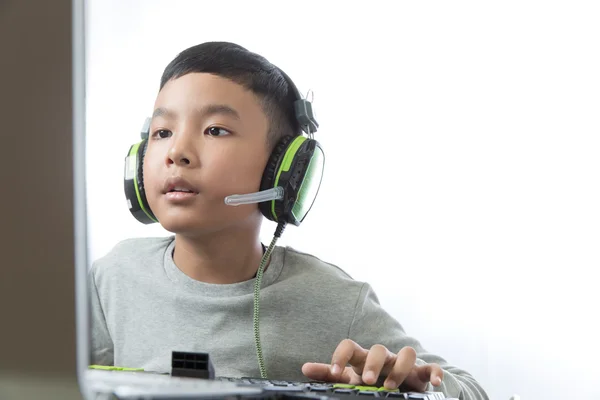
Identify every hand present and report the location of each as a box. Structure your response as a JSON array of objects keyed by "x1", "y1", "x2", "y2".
[{"x1": 302, "y1": 339, "x2": 443, "y2": 391}]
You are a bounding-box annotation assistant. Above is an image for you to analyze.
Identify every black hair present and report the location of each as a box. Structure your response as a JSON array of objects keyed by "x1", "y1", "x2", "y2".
[{"x1": 159, "y1": 42, "x2": 298, "y2": 149}]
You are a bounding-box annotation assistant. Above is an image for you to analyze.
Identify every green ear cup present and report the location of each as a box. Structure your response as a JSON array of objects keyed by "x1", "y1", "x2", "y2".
[{"x1": 124, "y1": 140, "x2": 157, "y2": 224}]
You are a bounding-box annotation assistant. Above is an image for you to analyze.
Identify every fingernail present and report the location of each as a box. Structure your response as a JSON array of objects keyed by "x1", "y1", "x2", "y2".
[
  {"x1": 385, "y1": 380, "x2": 397, "y2": 389},
  {"x1": 331, "y1": 364, "x2": 340, "y2": 376},
  {"x1": 363, "y1": 371, "x2": 376, "y2": 383},
  {"x1": 436, "y1": 376, "x2": 442, "y2": 385}
]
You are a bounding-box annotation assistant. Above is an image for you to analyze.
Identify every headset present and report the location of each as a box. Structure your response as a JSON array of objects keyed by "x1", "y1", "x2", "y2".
[{"x1": 123, "y1": 68, "x2": 324, "y2": 228}]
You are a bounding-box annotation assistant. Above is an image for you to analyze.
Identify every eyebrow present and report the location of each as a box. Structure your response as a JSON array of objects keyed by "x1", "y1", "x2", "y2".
[{"x1": 152, "y1": 104, "x2": 241, "y2": 121}]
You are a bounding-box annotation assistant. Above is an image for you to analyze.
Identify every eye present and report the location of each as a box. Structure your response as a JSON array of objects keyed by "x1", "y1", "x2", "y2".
[
  {"x1": 205, "y1": 126, "x2": 231, "y2": 137},
  {"x1": 152, "y1": 129, "x2": 172, "y2": 139}
]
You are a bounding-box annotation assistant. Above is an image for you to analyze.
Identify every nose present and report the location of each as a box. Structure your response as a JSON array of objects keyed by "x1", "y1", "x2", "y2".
[{"x1": 166, "y1": 131, "x2": 199, "y2": 167}]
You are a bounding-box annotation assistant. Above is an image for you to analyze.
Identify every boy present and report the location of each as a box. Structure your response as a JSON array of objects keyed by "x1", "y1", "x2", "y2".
[{"x1": 89, "y1": 42, "x2": 488, "y2": 400}]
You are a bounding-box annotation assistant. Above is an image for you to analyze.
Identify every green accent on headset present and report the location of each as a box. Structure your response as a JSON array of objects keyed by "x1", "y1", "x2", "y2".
[
  {"x1": 129, "y1": 141, "x2": 158, "y2": 223},
  {"x1": 291, "y1": 145, "x2": 324, "y2": 222},
  {"x1": 271, "y1": 136, "x2": 307, "y2": 220}
]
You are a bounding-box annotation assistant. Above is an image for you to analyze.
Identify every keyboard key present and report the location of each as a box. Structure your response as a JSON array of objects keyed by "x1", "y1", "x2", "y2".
[
  {"x1": 277, "y1": 394, "x2": 332, "y2": 399},
  {"x1": 270, "y1": 380, "x2": 291, "y2": 386},
  {"x1": 407, "y1": 393, "x2": 429, "y2": 400},
  {"x1": 263, "y1": 385, "x2": 306, "y2": 392},
  {"x1": 377, "y1": 387, "x2": 400, "y2": 392},
  {"x1": 334, "y1": 388, "x2": 358, "y2": 394},
  {"x1": 333, "y1": 383, "x2": 356, "y2": 389},
  {"x1": 355, "y1": 386, "x2": 379, "y2": 391},
  {"x1": 309, "y1": 387, "x2": 332, "y2": 393},
  {"x1": 249, "y1": 378, "x2": 271, "y2": 384}
]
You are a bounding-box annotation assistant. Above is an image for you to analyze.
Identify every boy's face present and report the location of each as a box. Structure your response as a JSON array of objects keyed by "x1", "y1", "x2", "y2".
[{"x1": 144, "y1": 72, "x2": 271, "y2": 235}]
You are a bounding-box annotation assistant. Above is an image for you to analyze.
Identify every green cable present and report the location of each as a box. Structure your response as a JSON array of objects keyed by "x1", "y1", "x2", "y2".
[{"x1": 253, "y1": 222, "x2": 287, "y2": 379}]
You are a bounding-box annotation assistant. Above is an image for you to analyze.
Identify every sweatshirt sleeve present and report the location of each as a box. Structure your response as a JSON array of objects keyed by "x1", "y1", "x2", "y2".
[
  {"x1": 348, "y1": 283, "x2": 488, "y2": 400},
  {"x1": 88, "y1": 265, "x2": 114, "y2": 366}
]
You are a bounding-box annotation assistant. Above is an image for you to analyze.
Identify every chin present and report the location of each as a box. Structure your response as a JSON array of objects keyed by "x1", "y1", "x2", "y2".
[
  {"x1": 156, "y1": 208, "x2": 263, "y2": 237},
  {"x1": 157, "y1": 215, "x2": 217, "y2": 236},
  {"x1": 155, "y1": 211, "x2": 231, "y2": 236}
]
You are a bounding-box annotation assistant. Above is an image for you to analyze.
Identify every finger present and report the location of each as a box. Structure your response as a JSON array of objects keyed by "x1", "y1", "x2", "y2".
[
  {"x1": 301, "y1": 363, "x2": 361, "y2": 384},
  {"x1": 403, "y1": 363, "x2": 444, "y2": 392},
  {"x1": 330, "y1": 339, "x2": 368, "y2": 380},
  {"x1": 361, "y1": 345, "x2": 395, "y2": 385},
  {"x1": 415, "y1": 363, "x2": 443, "y2": 387},
  {"x1": 382, "y1": 346, "x2": 417, "y2": 390},
  {"x1": 302, "y1": 363, "x2": 350, "y2": 383},
  {"x1": 402, "y1": 368, "x2": 429, "y2": 392}
]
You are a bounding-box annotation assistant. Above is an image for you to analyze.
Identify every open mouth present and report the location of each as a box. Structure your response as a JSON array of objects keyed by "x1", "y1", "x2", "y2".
[
  {"x1": 163, "y1": 179, "x2": 199, "y2": 202},
  {"x1": 168, "y1": 187, "x2": 196, "y2": 194},
  {"x1": 162, "y1": 177, "x2": 200, "y2": 199}
]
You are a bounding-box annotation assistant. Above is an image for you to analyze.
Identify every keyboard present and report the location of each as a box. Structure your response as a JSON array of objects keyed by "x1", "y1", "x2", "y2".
[
  {"x1": 217, "y1": 377, "x2": 456, "y2": 399},
  {"x1": 88, "y1": 350, "x2": 459, "y2": 400},
  {"x1": 86, "y1": 369, "x2": 457, "y2": 399}
]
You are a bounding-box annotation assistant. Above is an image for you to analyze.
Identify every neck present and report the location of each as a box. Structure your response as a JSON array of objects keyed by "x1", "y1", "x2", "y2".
[{"x1": 172, "y1": 220, "x2": 269, "y2": 284}]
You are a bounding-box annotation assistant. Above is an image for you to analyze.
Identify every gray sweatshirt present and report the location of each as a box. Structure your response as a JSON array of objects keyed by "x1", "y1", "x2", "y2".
[{"x1": 90, "y1": 236, "x2": 488, "y2": 400}]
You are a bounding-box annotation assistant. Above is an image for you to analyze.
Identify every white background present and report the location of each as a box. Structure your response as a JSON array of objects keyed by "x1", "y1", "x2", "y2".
[{"x1": 85, "y1": 1, "x2": 600, "y2": 399}]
